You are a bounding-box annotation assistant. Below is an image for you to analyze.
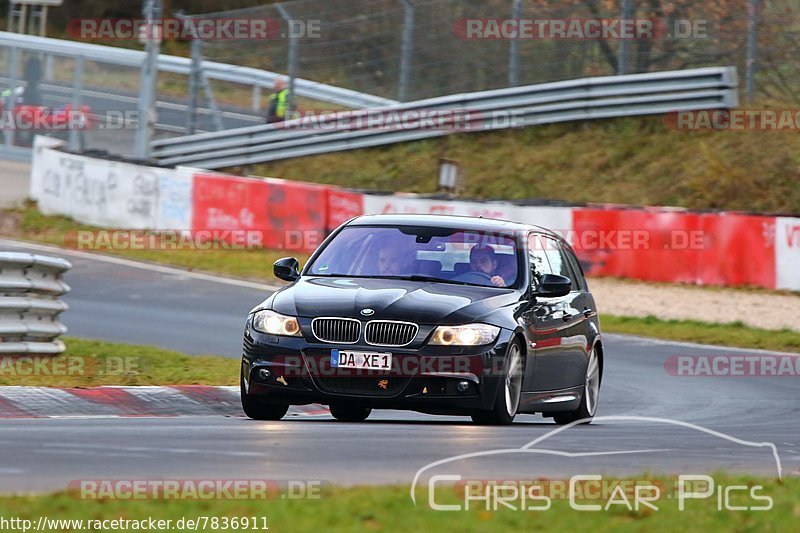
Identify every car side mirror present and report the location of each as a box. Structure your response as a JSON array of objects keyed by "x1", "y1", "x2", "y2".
[
  {"x1": 533, "y1": 274, "x2": 571, "y2": 298},
  {"x1": 274, "y1": 257, "x2": 300, "y2": 282}
]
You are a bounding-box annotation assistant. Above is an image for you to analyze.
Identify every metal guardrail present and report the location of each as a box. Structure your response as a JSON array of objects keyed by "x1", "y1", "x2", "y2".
[
  {"x1": 0, "y1": 31, "x2": 396, "y2": 110},
  {"x1": 152, "y1": 66, "x2": 739, "y2": 169},
  {"x1": 0, "y1": 252, "x2": 71, "y2": 355}
]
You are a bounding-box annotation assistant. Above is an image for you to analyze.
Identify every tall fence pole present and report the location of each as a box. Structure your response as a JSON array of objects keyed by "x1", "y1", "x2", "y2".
[
  {"x1": 508, "y1": 0, "x2": 522, "y2": 87},
  {"x1": 68, "y1": 55, "x2": 84, "y2": 152},
  {"x1": 134, "y1": 0, "x2": 161, "y2": 159},
  {"x1": 276, "y1": 3, "x2": 298, "y2": 117},
  {"x1": 187, "y1": 38, "x2": 201, "y2": 135},
  {"x1": 3, "y1": 46, "x2": 19, "y2": 147},
  {"x1": 617, "y1": 0, "x2": 633, "y2": 75},
  {"x1": 745, "y1": 0, "x2": 760, "y2": 103},
  {"x1": 398, "y1": 0, "x2": 415, "y2": 101}
]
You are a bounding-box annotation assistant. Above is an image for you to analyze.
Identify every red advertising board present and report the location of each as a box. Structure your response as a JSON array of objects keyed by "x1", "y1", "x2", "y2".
[
  {"x1": 696, "y1": 214, "x2": 775, "y2": 287},
  {"x1": 192, "y1": 173, "x2": 269, "y2": 235},
  {"x1": 326, "y1": 189, "x2": 364, "y2": 231},
  {"x1": 572, "y1": 208, "x2": 703, "y2": 284}
]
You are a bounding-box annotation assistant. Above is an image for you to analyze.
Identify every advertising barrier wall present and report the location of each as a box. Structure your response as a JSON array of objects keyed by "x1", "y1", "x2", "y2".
[
  {"x1": 30, "y1": 137, "x2": 192, "y2": 231},
  {"x1": 27, "y1": 140, "x2": 800, "y2": 291},
  {"x1": 776, "y1": 217, "x2": 800, "y2": 291}
]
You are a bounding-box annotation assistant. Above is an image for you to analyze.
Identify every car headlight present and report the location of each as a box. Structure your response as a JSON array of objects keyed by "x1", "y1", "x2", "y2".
[
  {"x1": 429, "y1": 324, "x2": 500, "y2": 346},
  {"x1": 252, "y1": 310, "x2": 302, "y2": 337}
]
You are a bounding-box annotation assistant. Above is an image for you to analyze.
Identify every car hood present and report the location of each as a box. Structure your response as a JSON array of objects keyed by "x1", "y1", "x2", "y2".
[{"x1": 261, "y1": 277, "x2": 520, "y2": 325}]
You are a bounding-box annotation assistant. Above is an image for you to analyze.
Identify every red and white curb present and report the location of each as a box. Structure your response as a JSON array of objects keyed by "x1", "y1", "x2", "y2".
[{"x1": 0, "y1": 386, "x2": 330, "y2": 419}]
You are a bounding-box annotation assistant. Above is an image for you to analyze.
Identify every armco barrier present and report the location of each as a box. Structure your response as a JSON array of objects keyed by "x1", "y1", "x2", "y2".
[
  {"x1": 0, "y1": 253, "x2": 71, "y2": 355},
  {"x1": 27, "y1": 141, "x2": 800, "y2": 290},
  {"x1": 152, "y1": 66, "x2": 738, "y2": 169}
]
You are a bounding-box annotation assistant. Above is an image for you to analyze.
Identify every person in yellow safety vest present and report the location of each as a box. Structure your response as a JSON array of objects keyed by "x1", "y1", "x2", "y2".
[{"x1": 265, "y1": 79, "x2": 290, "y2": 124}]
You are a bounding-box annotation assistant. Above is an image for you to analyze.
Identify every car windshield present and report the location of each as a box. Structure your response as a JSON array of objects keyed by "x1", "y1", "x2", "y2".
[{"x1": 307, "y1": 225, "x2": 520, "y2": 288}]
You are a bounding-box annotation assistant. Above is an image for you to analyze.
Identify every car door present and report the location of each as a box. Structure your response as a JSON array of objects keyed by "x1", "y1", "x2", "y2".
[
  {"x1": 520, "y1": 233, "x2": 568, "y2": 392},
  {"x1": 528, "y1": 235, "x2": 588, "y2": 391}
]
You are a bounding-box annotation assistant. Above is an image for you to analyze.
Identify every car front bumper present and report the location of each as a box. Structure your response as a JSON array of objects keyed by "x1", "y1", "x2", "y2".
[{"x1": 241, "y1": 325, "x2": 516, "y2": 415}]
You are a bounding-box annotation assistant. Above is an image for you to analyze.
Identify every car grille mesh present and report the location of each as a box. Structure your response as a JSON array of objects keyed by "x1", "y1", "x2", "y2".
[
  {"x1": 312, "y1": 318, "x2": 360, "y2": 344},
  {"x1": 365, "y1": 321, "x2": 418, "y2": 346},
  {"x1": 315, "y1": 376, "x2": 409, "y2": 396}
]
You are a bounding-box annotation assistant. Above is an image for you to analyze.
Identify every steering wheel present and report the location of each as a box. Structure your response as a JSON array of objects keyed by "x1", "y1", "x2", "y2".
[{"x1": 454, "y1": 270, "x2": 494, "y2": 284}]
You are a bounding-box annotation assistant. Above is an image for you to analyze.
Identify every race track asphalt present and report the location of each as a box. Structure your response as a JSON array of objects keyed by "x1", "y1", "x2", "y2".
[{"x1": 1, "y1": 240, "x2": 798, "y2": 493}]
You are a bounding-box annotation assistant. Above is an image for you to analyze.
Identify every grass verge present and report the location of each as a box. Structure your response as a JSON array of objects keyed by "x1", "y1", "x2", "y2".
[
  {"x1": 0, "y1": 477, "x2": 796, "y2": 532},
  {"x1": 0, "y1": 337, "x2": 237, "y2": 387},
  {"x1": 602, "y1": 315, "x2": 800, "y2": 354}
]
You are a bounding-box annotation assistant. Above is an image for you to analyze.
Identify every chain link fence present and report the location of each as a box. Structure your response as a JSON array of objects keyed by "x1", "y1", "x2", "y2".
[{"x1": 190, "y1": 0, "x2": 800, "y2": 104}]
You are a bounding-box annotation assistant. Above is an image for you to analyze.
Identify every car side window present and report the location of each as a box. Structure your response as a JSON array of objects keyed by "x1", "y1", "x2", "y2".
[
  {"x1": 527, "y1": 234, "x2": 554, "y2": 290},
  {"x1": 562, "y1": 244, "x2": 586, "y2": 290},
  {"x1": 540, "y1": 236, "x2": 578, "y2": 291}
]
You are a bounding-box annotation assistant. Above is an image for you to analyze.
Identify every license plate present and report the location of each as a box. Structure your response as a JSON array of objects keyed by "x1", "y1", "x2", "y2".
[{"x1": 331, "y1": 349, "x2": 392, "y2": 370}]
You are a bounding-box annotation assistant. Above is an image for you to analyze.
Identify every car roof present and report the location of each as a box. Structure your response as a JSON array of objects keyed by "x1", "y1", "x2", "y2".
[{"x1": 346, "y1": 213, "x2": 562, "y2": 240}]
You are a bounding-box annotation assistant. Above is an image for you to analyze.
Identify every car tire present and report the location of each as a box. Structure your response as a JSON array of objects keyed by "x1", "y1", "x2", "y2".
[
  {"x1": 240, "y1": 367, "x2": 290, "y2": 421},
  {"x1": 330, "y1": 404, "x2": 371, "y2": 422},
  {"x1": 471, "y1": 338, "x2": 523, "y2": 426},
  {"x1": 553, "y1": 347, "x2": 601, "y2": 425}
]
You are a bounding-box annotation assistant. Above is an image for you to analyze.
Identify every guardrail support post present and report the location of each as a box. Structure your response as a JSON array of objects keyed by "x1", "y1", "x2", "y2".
[
  {"x1": 508, "y1": 0, "x2": 521, "y2": 87},
  {"x1": 252, "y1": 85, "x2": 262, "y2": 113},
  {"x1": 399, "y1": 0, "x2": 415, "y2": 101}
]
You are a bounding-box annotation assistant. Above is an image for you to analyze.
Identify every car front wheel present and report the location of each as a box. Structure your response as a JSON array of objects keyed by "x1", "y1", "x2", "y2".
[
  {"x1": 240, "y1": 366, "x2": 290, "y2": 420},
  {"x1": 553, "y1": 347, "x2": 600, "y2": 425},
  {"x1": 471, "y1": 338, "x2": 523, "y2": 425}
]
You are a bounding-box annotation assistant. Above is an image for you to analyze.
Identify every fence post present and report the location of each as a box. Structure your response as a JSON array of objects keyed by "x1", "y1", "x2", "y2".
[
  {"x1": 745, "y1": 0, "x2": 760, "y2": 103},
  {"x1": 134, "y1": 0, "x2": 161, "y2": 159},
  {"x1": 187, "y1": 37, "x2": 201, "y2": 135},
  {"x1": 276, "y1": 3, "x2": 298, "y2": 117},
  {"x1": 3, "y1": 46, "x2": 19, "y2": 147},
  {"x1": 617, "y1": 0, "x2": 632, "y2": 75},
  {"x1": 252, "y1": 85, "x2": 262, "y2": 113},
  {"x1": 508, "y1": 0, "x2": 522, "y2": 87},
  {"x1": 68, "y1": 55, "x2": 84, "y2": 152},
  {"x1": 398, "y1": 0, "x2": 415, "y2": 101}
]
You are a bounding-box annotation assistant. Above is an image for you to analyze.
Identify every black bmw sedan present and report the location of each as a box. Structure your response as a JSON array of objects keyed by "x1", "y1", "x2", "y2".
[{"x1": 241, "y1": 214, "x2": 603, "y2": 425}]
